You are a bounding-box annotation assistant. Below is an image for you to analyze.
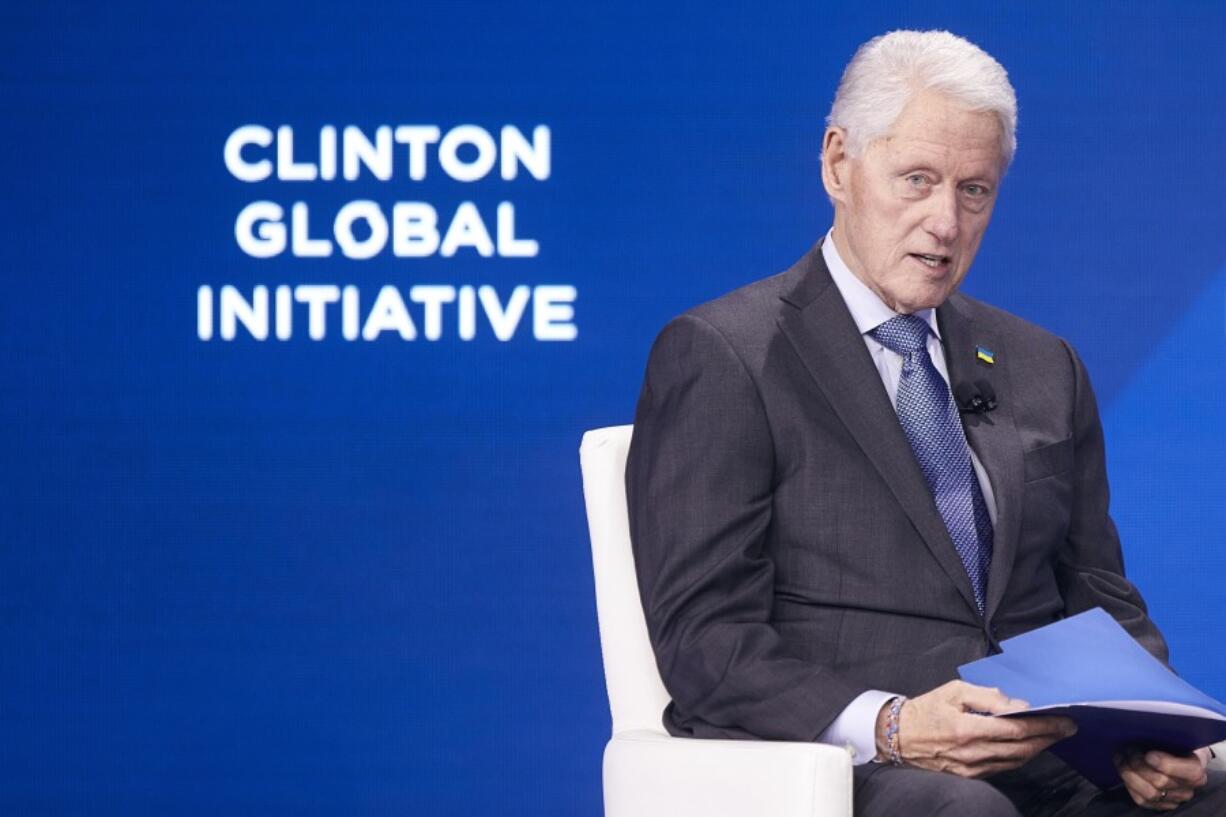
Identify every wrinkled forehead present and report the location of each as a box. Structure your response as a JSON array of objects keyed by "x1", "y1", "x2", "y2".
[{"x1": 869, "y1": 95, "x2": 1007, "y2": 178}]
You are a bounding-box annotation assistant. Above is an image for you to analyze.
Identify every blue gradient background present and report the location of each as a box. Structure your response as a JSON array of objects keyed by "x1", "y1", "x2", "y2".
[{"x1": 1, "y1": 2, "x2": 1224, "y2": 815}]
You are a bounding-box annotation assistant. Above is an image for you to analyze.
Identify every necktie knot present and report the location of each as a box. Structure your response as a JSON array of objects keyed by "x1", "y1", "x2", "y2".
[{"x1": 870, "y1": 314, "x2": 931, "y2": 357}]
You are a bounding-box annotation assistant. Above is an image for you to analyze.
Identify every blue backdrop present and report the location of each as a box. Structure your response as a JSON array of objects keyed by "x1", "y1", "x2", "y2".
[{"x1": 3, "y1": 2, "x2": 1225, "y2": 814}]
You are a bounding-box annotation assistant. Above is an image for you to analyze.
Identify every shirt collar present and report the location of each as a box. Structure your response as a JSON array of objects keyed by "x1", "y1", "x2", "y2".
[{"x1": 821, "y1": 230, "x2": 942, "y2": 341}]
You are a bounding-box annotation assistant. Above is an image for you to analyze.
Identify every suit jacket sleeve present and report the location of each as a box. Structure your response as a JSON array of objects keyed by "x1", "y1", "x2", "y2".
[
  {"x1": 1056, "y1": 339, "x2": 1170, "y2": 663},
  {"x1": 625, "y1": 314, "x2": 865, "y2": 741}
]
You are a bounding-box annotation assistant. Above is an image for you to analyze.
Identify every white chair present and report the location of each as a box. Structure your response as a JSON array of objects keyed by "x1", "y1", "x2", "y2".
[{"x1": 580, "y1": 424, "x2": 853, "y2": 817}]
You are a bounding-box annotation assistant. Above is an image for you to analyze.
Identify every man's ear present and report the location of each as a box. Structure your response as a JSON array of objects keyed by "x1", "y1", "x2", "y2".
[{"x1": 821, "y1": 126, "x2": 851, "y2": 203}]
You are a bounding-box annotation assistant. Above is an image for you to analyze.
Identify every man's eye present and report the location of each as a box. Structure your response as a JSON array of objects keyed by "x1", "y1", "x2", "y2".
[
  {"x1": 963, "y1": 184, "x2": 989, "y2": 197},
  {"x1": 906, "y1": 174, "x2": 929, "y2": 187}
]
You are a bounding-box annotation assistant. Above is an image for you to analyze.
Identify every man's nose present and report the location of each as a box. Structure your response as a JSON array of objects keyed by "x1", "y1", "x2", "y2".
[{"x1": 924, "y1": 187, "x2": 959, "y2": 243}]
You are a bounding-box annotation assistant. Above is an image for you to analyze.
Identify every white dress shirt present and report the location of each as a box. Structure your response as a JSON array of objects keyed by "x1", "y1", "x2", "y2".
[{"x1": 814, "y1": 231, "x2": 999, "y2": 763}]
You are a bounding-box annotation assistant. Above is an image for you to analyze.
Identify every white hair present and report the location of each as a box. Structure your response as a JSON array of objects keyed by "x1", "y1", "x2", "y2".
[{"x1": 827, "y1": 30, "x2": 1017, "y2": 165}]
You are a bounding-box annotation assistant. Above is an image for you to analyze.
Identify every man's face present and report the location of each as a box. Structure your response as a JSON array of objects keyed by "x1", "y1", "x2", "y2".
[{"x1": 824, "y1": 89, "x2": 1005, "y2": 313}]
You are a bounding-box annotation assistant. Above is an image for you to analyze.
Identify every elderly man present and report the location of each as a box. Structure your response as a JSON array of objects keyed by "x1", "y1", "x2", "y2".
[{"x1": 625, "y1": 30, "x2": 1224, "y2": 816}]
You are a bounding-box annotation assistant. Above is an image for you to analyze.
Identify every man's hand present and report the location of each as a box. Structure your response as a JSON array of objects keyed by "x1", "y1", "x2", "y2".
[
  {"x1": 1114, "y1": 748, "x2": 1210, "y2": 811},
  {"x1": 875, "y1": 680, "x2": 1077, "y2": 778}
]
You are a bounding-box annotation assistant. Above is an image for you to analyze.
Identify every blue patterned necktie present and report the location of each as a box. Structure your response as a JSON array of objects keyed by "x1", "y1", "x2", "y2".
[{"x1": 869, "y1": 314, "x2": 994, "y2": 613}]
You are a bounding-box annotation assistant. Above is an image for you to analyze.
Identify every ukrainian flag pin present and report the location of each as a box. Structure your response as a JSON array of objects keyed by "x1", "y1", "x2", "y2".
[{"x1": 976, "y1": 345, "x2": 996, "y2": 365}]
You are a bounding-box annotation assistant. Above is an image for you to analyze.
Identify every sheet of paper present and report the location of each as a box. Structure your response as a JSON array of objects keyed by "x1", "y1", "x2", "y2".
[
  {"x1": 957, "y1": 608, "x2": 1226, "y2": 788},
  {"x1": 960, "y1": 608, "x2": 1226, "y2": 713}
]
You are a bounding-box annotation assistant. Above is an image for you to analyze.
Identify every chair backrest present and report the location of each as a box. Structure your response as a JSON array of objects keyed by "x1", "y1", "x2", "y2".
[{"x1": 580, "y1": 425, "x2": 671, "y2": 735}]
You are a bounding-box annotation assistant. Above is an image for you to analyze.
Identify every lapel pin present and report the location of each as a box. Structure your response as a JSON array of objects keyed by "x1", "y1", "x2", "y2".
[{"x1": 976, "y1": 345, "x2": 995, "y2": 365}]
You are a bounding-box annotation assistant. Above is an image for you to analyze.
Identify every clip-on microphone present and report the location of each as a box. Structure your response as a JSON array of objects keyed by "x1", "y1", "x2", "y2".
[{"x1": 955, "y1": 380, "x2": 998, "y2": 414}]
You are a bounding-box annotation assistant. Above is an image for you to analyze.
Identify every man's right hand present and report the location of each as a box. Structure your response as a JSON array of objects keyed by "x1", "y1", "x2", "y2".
[{"x1": 875, "y1": 680, "x2": 1077, "y2": 778}]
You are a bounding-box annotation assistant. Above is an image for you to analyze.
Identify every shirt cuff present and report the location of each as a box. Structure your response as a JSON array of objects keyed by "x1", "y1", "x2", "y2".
[{"x1": 816, "y1": 689, "x2": 899, "y2": 765}]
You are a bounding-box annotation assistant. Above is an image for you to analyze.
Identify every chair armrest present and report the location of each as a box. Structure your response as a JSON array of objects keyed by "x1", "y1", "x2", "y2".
[{"x1": 603, "y1": 729, "x2": 853, "y2": 817}]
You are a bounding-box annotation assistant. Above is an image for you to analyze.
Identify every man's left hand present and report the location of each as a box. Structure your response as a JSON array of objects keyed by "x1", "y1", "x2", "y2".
[{"x1": 1114, "y1": 747, "x2": 1211, "y2": 811}]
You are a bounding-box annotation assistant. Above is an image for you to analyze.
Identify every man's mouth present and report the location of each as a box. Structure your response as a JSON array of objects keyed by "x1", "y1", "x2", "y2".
[{"x1": 910, "y1": 253, "x2": 951, "y2": 269}]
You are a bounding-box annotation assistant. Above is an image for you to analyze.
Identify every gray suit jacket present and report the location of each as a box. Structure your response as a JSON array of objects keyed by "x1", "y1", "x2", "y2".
[{"x1": 625, "y1": 241, "x2": 1167, "y2": 752}]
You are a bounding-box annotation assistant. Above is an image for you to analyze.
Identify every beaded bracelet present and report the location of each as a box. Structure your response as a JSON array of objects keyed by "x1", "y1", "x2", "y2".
[{"x1": 885, "y1": 695, "x2": 907, "y2": 765}]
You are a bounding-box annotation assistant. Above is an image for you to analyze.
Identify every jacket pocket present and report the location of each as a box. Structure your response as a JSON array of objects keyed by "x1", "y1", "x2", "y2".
[{"x1": 1023, "y1": 436, "x2": 1073, "y2": 483}]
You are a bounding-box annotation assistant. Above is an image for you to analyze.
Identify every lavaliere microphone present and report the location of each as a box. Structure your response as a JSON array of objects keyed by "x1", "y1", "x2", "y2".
[{"x1": 955, "y1": 380, "x2": 998, "y2": 414}]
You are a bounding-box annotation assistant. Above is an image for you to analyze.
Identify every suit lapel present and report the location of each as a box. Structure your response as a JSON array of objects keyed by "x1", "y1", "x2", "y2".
[
  {"x1": 776, "y1": 247, "x2": 981, "y2": 618},
  {"x1": 937, "y1": 296, "x2": 1025, "y2": 624}
]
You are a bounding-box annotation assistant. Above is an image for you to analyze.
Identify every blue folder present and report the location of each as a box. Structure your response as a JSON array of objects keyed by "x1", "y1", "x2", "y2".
[{"x1": 959, "y1": 608, "x2": 1226, "y2": 788}]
